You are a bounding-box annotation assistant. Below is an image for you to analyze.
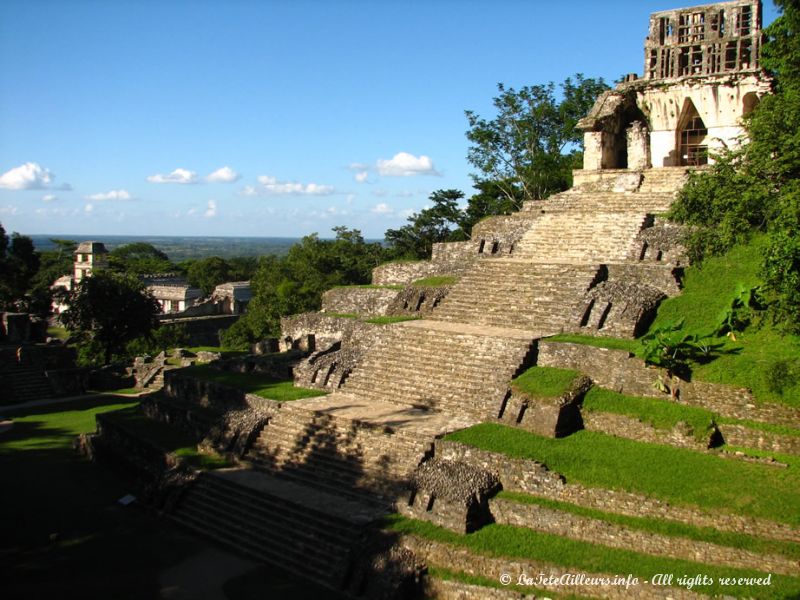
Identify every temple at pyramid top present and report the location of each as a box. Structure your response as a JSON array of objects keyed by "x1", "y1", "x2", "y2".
[
  {"x1": 577, "y1": 0, "x2": 770, "y2": 170},
  {"x1": 644, "y1": 0, "x2": 762, "y2": 80}
]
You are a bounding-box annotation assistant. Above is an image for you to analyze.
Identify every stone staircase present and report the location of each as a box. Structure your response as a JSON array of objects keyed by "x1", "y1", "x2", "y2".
[
  {"x1": 1, "y1": 362, "x2": 53, "y2": 403},
  {"x1": 338, "y1": 320, "x2": 535, "y2": 417},
  {"x1": 512, "y1": 210, "x2": 651, "y2": 263},
  {"x1": 246, "y1": 398, "x2": 437, "y2": 503},
  {"x1": 171, "y1": 469, "x2": 377, "y2": 588},
  {"x1": 430, "y1": 260, "x2": 601, "y2": 332}
]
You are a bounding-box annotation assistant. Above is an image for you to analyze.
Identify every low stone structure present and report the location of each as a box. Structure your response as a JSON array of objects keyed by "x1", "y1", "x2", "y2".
[{"x1": 401, "y1": 458, "x2": 500, "y2": 533}]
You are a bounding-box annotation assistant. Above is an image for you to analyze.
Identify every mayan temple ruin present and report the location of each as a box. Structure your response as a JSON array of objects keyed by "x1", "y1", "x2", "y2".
[{"x1": 67, "y1": 1, "x2": 800, "y2": 598}]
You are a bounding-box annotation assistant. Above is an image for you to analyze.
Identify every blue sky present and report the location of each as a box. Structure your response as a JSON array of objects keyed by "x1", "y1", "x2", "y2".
[{"x1": 0, "y1": 0, "x2": 779, "y2": 239}]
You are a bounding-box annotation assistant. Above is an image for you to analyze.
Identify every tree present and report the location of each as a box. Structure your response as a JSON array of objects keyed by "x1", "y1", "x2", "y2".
[
  {"x1": 385, "y1": 189, "x2": 468, "y2": 259},
  {"x1": 186, "y1": 256, "x2": 232, "y2": 295},
  {"x1": 465, "y1": 74, "x2": 609, "y2": 206},
  {"x1": 109, "y1": 242, "x2": 174, "y2": 275},
  {"x1": 0, "y1": 224, "x2": 40, "y2": 310},
  {"x1": 60, "y1": 271, "x2": 161, "y2": 365}
]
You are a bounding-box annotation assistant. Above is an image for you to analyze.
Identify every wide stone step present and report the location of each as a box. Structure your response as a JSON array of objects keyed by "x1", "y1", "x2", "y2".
[
  {"x1": 170, "y1": 506, "x2": 343, "y2": 587},
  {"x1": 197, "y1": 475, "x2": 364, "y2": 536}
]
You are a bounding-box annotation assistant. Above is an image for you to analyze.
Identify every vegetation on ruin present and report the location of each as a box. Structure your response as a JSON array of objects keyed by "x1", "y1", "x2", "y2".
[
  {"x1": 496, "y1": 491, "x2": 800, "y2": 562},
  {"x1": 581, "y1": 388, "x2": 717, "y2": 443},
  {"x1": 383, "y1": 516, "x2": 800, "y2": 599},
  {"x1": 363, "y1": 315, "x2": 421, "y2": 325},
  {"x1": 668, "y1": 0, "x2": 800, "y2": 333},
  {"x1": 178, "y1": 365, "x2": 327, "y2": 401},
  {"x1": 511, "y1": 366, "x2": 580, "y2": 398},
  {"x1": 444, "y1": 423, "x2": 800, "y2": 525},
  {"x1": 649, "y1": 237, "x2": 800, "y2": 406},
  {"x1": 410, "y1": 275, "x2": 458, "y2": 287},
  {"x1": 465, "y1": 75, "x2": 609, "y2": 205},
  {"x1": 544, "y1": 333, "x2": 642, "y2": 356}
]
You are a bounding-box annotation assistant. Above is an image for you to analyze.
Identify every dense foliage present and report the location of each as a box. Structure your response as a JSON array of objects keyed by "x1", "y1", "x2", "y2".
[
  {"x1": 669, "y1": 0, "x2": 800, "y2": 331},
  {"x1": 223, "y1": 227, "x2": 387, "y2": 347},
  {"x1": 59, "y1": 271, "x2": 161, "y2": 365},
  {"x1": 465, "y1": 74, "x2": 609, "y2": 205},
  {"x1": 0, "y1": 224, "x2": 40, "y2": 311}
]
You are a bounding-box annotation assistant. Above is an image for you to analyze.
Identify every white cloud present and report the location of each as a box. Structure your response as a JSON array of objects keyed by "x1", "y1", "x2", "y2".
[
  {"x1": 206, "y1": 166, "x2": 240, "y2": 183},
  {"x1": 187, "y1": 207, "x2": 197, "y2": 216},
  {"x1": 42, "y1": 194, "x2": 57, "y2": 202},
  {"x1": 371, "y1": 202, "x2": 394, "y2": 215},
  {"x1": 204, "y1": 200, "x2": 217, "y2": 218},
  {"x1": 399, "y1": 208, "x2": 416, "y2": 218},
  {"x1": 376, "y1": 152, "x2": 439, "y2": 177},
  {"x1": 84, "y1": 203, "x2": 94, "y2": 213},
  {"x1": 147, "y1": 168, "x2": 198, "y2": 184},
  {"x1": 354, "y1": 171, "x2": 369, "y2": 183},
  {"x1": 85, "y1": 189, "x2": 132, "y2": 201},
  {"x1": 0, "y1": 162, "x2": 54, "y2": 190},
  {"x1": 243, "y1": 175, "x2": 335, "y2": 196},
  {"x1": 0, "y1": 205, "x2": 20, "y2": 215}
]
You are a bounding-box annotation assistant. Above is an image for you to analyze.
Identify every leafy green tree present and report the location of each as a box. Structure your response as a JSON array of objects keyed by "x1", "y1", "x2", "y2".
[
  {"x1": 186, "y1": 256, "x2": 232, "y2": 295},
  {"x1": 60, "y1": 271, "x2": 161, "y2": 364},
  {"x1": 668, "y1": 0, "x2": 800, "y2": 331},
  {"x1": 0, "y1": 224, "x2": 40, "y2": 310},
  {"x1": 109, "y1": 242, "x2": 174, "y2": 275},
  {"x1": 465, "y1": 74, "x2": 609, "y2": 205},
  {"x1": 385, "y1": 189, "x2": 468, "y2": 259}
]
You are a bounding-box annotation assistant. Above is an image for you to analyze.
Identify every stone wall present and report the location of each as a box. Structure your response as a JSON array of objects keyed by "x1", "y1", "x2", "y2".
[
  {"x1": 471, "y1": 216, "x2": 535, "y2": 256},
  {"x1": 157, "y1": 314, "x2": 239, "y2": 347},
  {"x1": 489, "y1": 497, "x2": 797, "y2": 576},
  {"x1": 536, "y1": 341, "x2": 800, "y2": 426},
  {"x1": 386, "y1": 286, "x2": 451, "y2": 316},
  {"x1": 424, "y1": 578, "x2": 535, "y2": 600},
  {"x1": 495, "y1": 377, "x2": 590, "y2": 438},
  {"x1": 605, "y1": 263, "x2": 682, "y2": 297},
  {"x1": 436, "y1": 439, "x2": 799, "y2": 542},
  {"x1": 718, "y1": 423, "x2": 800, "y2": 456},
  {"x1": 402, "y1": 535, "x2": 700, "y2": 600},
  {"x1": 434, "y1": 440, "x2": 565, "y2": 494},
  {"x1": 163, "y1": 369, "x2": 281, "y2": 412},
  {"x1": 582, "y1": 410, "x2": 715, "y2": 450},
  {"x1": 372, "y1": 256, "x2": 473, "y2": 286},
  {"x1": 321, "y1": 287, "x2": 400, "y2": 317},
  {"x1": 431, "y1": 241, "x2": 476, "y2": 263},
  {"x1": 280, "y1": 313, "x2": 376, "y2": 353}
]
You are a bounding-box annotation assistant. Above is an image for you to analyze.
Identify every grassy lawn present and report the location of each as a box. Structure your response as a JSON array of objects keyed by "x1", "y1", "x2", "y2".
[
  {"x1": 384, "y1": 516, "x2": 800, "y2": 599},
  {"x1": 178, "y1": 365, "x2": 327, "y2": 401},
  {"x1": 444, "y1": 423, "x2": 800, "y2": 525},
  {"x1": 582, "y1": 387, "x2": 716, "y2": 442},
  {"x1": 512, "y1": 366, "x2": 580, "y2": 398},
  {"x1": 649, "y1": 237, "x2": 800, "y2": 406},
  {"x1": 497, "y1": 491, "x2": 800, "y2": 561},
  {"x1": 411, "y1": 275, "x2": 458, "y2": 287},
  {"x1": 544, "y1": 334, "x2": 642, "y2": 356}
]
